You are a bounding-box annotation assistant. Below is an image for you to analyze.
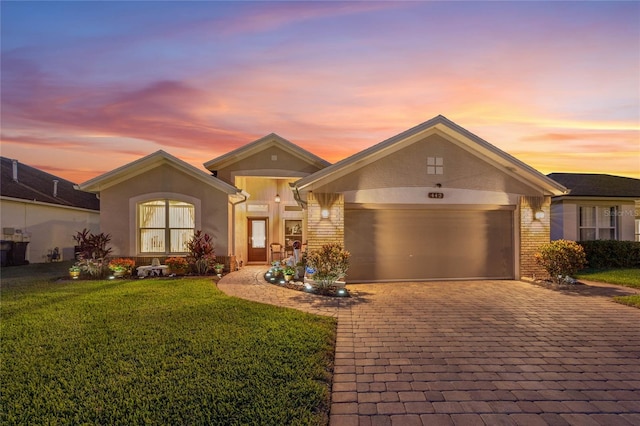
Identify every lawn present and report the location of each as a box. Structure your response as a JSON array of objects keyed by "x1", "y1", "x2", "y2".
[
  {"x1": 1, "y1": 265, "x2": 336, "y2": 425},
  {"x1": 575, "y1": 268, "x2": 640, "y2": 289}
]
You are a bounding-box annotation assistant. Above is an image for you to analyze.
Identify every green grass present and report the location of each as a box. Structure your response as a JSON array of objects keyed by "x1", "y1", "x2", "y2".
[
  {"x1": 575, "y1": 268, "x2": 640, "y2": 289},
  {"x1": 614, "y1": 294, "x2": 640, "y2": 309},
  {"x1": 1, "y1": 266, "x2": 336, "y2": 425}
]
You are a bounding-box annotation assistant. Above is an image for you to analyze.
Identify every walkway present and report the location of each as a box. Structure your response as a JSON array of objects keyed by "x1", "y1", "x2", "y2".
[{"x1": 218, "y1": 267, "x2": 640, "y2": 426}]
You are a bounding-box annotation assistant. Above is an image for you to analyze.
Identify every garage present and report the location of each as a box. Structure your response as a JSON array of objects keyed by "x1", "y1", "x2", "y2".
[{"x1": 345, "y1": 208, "x2": 514, "y2": 282}]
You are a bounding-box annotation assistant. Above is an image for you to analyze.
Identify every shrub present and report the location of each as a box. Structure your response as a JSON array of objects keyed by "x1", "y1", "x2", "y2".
[
  {"x1": 578, "y1": 240, "x2": 640, "y2": 269},
  {"x1": 108, "y1": 258, "x2": 135, "y2": 276},
  {"x1": 306, "y1": 243, "x2": 350, "y2": 289},
  {"x1": 72, "y1": 229, "x2": 113, "y2": 279},
  {"x1": 535, "y1": 239, "x2": 587, "y2": 284},
  {"x1": 186, "y1": 230, "x2": 216, "y2": 275},
  {"x1": 165, "y1": 257, "x2": 189, "y2": 275}
]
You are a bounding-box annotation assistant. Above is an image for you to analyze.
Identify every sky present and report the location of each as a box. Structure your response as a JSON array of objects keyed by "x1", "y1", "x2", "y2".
[{"x1": 1, "y1": 1, "x2": 639, "y2": 184}]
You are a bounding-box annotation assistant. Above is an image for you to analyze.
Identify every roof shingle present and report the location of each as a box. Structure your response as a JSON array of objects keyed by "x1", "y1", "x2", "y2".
[{"x1": 548, "y1": 173, "x2": 640, "y2": 198}]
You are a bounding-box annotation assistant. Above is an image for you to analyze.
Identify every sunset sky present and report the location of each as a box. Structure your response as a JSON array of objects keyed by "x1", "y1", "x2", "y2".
[{"x1": 1, "y1": 1, "x2": 639, "y2": 183}]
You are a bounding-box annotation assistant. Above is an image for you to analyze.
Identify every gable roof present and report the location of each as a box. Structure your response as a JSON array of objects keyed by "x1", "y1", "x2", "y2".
[
  {"x1": 77, "y1": 150, "x2": 239, "y2": 194},
  {"x1": 203, "y1": 133, "x2": 330, "y2": 171},
  {"x1": 1, "y1": 157, "x2": 99, "y2": 210},
  {"x1": 548, "y1": 173, "x2": 640, "y2": 198},
  {"x1": 294, "y1": 115, "x2": 568, "y2": 196}
]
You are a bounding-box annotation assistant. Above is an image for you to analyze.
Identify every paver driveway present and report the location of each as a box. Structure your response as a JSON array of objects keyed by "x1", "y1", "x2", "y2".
[{"x1": 218, "y1": 268, "x2": 640, "y2": 426}]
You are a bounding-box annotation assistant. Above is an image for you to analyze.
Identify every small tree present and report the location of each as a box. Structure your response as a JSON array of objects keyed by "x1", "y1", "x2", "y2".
[
  {"x1": 186, "y1": 230, "x2": 216, "y2": 275},
  {"x1": 535, "y1": 239, "x2": 587, "y2": 284},
  {"x1": 306, "y1": 243, "x2": 350, "y2": 289}
]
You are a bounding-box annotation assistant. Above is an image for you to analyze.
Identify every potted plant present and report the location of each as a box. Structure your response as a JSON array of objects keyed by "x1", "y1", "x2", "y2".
[
  {"x1": 108, "y1": 258, "x2": 135, "y2": 277},
  {"x1": 69, "y1": 264, "x2": 81, "y2": 279},
  {"x1": 283, "y1": 266, "x2": 295, "y2": 282},
  {"x1": 166, "y1": 257, "x2": 189, "y2": 276},
  {"x1": 214, "y1": 263, "x2": 225, "y2": 275}
]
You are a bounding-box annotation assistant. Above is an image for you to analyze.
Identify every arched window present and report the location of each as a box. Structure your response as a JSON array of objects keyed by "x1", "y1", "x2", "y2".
[{"x1": 139, "y1": 200, "x2": 195, "y2": 253}]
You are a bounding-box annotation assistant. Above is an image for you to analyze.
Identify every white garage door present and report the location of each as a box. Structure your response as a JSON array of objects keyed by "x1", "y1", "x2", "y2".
[{"x1": 345, "y1": 208, "x2": 514, "y2": 282}]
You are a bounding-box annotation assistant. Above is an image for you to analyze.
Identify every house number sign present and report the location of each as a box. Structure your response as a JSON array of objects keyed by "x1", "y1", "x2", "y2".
[{"x1": 428, "y1": 192, "x2": 444, "y2": 199}]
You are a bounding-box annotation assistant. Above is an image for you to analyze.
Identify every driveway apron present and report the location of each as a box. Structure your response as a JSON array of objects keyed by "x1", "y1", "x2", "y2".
[{"x1": 218, "y1": 267, "x2": 640, "y2": 426}]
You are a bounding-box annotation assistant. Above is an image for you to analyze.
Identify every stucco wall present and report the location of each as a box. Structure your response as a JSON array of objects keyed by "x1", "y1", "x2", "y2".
[
  {"x1": 99, "y1": 165, "x2": 229, "y2": 257},
  {"x1": 313, "y1": 134, "x2": 543, "y2": 196},
  {"x1": 1, "y1": 198, "x2": 99, "y2": 262},
  {"x1": 215, "y1": 146, "x2": 323, "y2": 184}
]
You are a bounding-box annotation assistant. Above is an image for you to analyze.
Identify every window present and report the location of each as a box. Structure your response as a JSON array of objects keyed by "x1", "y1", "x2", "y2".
[
  {"x1": 579, "y1": 206, "x2": 617, "y2": 241},
  {"x1": 139, "y1": 200, "x2": 195, "y2": 253},
  {"x1": 427, "y1": 157, "x2": 443, "y2": 175}
]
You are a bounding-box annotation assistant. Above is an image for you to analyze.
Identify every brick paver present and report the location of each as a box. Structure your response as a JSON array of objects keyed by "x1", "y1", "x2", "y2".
[{"x1": 218, "y1": 267, "x2": 640, "y2": 425}]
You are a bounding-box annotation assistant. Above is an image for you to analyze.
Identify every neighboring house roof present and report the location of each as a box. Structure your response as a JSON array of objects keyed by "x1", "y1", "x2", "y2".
[
  {"x1": 77, "y1": 150, "x2": 240, "y2": 194},
  {"x1": 0, "y1": 156, "x2": 99, "y2": 210},
  {"x1": 203, "y1": 133, "x2": 331, "y2": 171},
  {"x1": 294, "y1": 115, "x2": 568, "y2": 196},
  {"x1": 548, "y1": 173, "x2": 640, "y2": 198}
]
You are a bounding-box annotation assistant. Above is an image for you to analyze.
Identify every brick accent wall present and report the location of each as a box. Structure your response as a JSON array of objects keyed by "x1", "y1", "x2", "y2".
[
  {"x1": 520, "y1": 195, "x2": 551, "y2": 280},
  {"x1": 306, "y1": 192, "x2": 344, "y2": 253}
]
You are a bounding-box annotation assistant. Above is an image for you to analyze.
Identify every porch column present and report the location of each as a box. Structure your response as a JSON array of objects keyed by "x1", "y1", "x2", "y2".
[{"x1": 306, "y1": 192, "x2": 344, "y2": 253}]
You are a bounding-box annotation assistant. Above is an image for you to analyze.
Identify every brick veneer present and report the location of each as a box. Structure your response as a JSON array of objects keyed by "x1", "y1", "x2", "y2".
[
  {"x1": 306, "y1": 192, "x2": 345, "y2": 253},
  {"x1": 519, "y1": 195, "x2": 551, "y2": 280}
]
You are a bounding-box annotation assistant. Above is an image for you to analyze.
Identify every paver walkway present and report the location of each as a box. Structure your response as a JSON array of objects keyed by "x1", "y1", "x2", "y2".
[{"x1": 218, "y1": 267, "x2": 640, "y2": 426}]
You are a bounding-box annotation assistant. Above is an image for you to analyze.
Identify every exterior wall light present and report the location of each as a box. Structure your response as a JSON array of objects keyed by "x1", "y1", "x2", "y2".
[
  {"x1": 320, "y1": 208, "x2": 330, "y2": 219},
  {"x1": 534, "y1": 210, "x2": 545, "y2": 220},
  {"x1": 274, "y1": 194, "x2": 281, "y2": 203}
]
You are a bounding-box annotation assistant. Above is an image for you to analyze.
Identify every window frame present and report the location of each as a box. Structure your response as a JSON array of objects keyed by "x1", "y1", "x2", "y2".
[{"x1": 578, "y1": 205, "x2": 618, "y2": 241}]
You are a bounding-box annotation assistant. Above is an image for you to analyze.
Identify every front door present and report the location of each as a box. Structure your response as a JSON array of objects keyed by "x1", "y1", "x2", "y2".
[{"x1": 248, "y1": 217, "x2": 268, "y2": 263}]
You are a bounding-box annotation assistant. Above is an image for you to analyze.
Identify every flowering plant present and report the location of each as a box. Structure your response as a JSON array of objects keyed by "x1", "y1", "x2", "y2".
[
  {"x1": 166, "y1": 257, "x2": 189, "y2": 274},
  {"x1": 108, "y1": 258, "x2": 136, "y2": 272}
]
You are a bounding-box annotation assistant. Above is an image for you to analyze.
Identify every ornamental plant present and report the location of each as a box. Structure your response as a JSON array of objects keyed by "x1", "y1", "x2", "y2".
[
  {"x1": 166, "y1": 257, "x2": 189, "y2": 275},
  {"x1": 535, "y1": 239, "x2": 587, "y2": 284},
  {"x1": 186, "y1": 230, "x2": 216, "y2": 275},
  {"x1": 306, "y1": 243, "x2": 350, "y2": 289},
  {"x1": 108, "y1": 258, "x2": 135, "y2": 272},
  {"x1": 72, "y1": 229, "x2": 113, "y2": 279}
]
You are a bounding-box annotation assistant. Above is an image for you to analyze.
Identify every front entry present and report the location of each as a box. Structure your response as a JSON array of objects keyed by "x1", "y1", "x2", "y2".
[{"x1": 248, "y1": 217, "x2": 268, "y2": 263}]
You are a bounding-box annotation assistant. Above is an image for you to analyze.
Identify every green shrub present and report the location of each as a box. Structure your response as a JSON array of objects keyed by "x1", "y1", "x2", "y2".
[
  {"x1": 306, "y1": 243, "x2": 350, "y2": 289},
  {"x1": 535, "y1": 239, "x2": 587, "y2": 284},
  {"x1": 578, "y1": 240, "x2": 640, "y2": 269}
]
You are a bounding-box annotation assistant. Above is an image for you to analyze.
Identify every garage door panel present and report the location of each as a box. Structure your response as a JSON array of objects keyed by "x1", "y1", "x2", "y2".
[{"x1": 345, "y1": 209, "x2": 513, "y2": 281}]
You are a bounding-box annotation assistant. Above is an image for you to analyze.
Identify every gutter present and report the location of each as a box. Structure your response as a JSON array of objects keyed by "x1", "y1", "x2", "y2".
[{"x1": 228, "y1": 189, "x2": 249, "y2": 257}]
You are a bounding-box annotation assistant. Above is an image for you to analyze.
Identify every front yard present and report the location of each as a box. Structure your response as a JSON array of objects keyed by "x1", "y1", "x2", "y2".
[
  {"x1": 576, "y1": 268, "x2": 640, "y2": 308},
  {"x1": 1, "y1": 267, "x2": 336, "y2": 425}
]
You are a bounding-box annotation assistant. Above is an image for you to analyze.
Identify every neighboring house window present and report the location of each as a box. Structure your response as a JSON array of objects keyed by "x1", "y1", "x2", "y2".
[
  {"x1": 579, "y1": 206, "x2": 617, "y2": 240},
  {"x1": 139, "y1": 200, "x2": 195, "y2": 253},
  {"x1": 427, "y1": 157, "x2": 443, "y2": 175}
]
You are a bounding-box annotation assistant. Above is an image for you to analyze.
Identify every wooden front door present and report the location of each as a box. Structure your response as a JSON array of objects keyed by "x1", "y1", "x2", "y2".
[{"x1": 248, "y1": 217, "x2": 268, "y2": 263}]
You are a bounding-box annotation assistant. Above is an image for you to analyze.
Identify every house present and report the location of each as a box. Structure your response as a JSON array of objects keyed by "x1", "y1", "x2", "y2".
[
  {"x1": 0, "y1": 157, "x2": 100, "y2": 264},
  {"x1": 77, "y1": 115, "x2": 568, "y2": 282},
  {"x1": 548, "y1": 173, "x2": 640, "y2": 242}
]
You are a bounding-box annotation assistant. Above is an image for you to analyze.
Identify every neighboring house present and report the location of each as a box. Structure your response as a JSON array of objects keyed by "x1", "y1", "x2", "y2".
[
  {"x1": 548, "y1": 173, "x2": 640, "y2": 242},
  {"x1": 0, "y1": 157, "x2": 100, "y2": 264},
  {"x1": 77, "y1": 115, "x2": 568, "y2": 282}
]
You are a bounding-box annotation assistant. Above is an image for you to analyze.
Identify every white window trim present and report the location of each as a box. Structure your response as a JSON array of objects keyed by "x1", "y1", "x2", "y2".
[
  {"x1": 129, "y1": 193, "x2": 201, "y2": 255},
  {"x1": 578, "y1": 205, "x2": 618, "y2": 241}
]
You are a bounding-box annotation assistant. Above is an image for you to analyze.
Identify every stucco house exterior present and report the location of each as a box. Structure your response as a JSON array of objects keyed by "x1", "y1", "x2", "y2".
[
  {"x1": 77, "y1": 116, "x2": 567, "y2": 282},
  {"x1": 0, "y1": 157, "x2": 100, "y2": 264},
  {"x1": 548, "y1": 173, "x2": 640, "y2": 242}
]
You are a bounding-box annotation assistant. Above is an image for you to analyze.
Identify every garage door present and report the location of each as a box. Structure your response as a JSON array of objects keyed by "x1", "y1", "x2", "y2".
[{"x1": 345, "y1": 208, "x2": 514, "y2": 282}]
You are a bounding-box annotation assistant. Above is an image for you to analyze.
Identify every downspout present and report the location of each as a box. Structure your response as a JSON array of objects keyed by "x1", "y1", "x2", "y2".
[
  {"x1": 228, "y1": 189, "x2": 248, "y2": 259},
  {"x1": 289, "y1": 183, "x2": 307, "y2": 208}
]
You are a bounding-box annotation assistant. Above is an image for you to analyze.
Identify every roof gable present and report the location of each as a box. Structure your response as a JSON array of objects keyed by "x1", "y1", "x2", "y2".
[
  {"x1": 548, "y1": 173, "x2": 640, "y2": 198},
  {"x1": 203, "y1": 133, "x2": 330, "y2": 172},
  {"x1": 295, "y1": 115, "x2": 567, "y2": 196},
  {"x1": 77, "y1": 150, "x2": 239, "y2": 194},
  {"x1": 0, "y1": 157, "x2": 99, "y2": 210}
]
